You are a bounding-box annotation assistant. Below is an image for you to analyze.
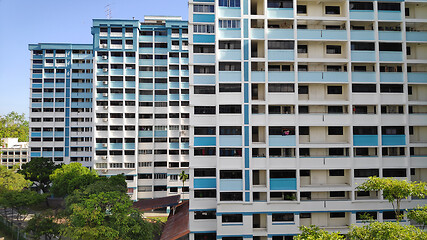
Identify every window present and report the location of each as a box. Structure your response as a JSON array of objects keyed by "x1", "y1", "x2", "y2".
[
  {"x1": 378, "y1": 3, "x2": 400, "y2": 11},
  {"x1": 298, "y1": 85, "x2": 308, "y2": 94},
  {"x1": 219, "y1": 62, "x2": 241, "y2": 71},
  {"x1": 268, "y1": 41, "x2": 294, "y2": 50},
  {"x1": 352, "y1": 84, "x2": 376, "y2": 93},
  {"x1": 299, "y1": 127, "x2": 309, "y2": 135},
  {"x1": 193, "y1": 4, "x2": 214, "y2": 13},
  {"x1": 219, "y1": 41, "x2": 241, "y2": 49},
  {"x1": 356, "y1": 212, "x2": 377, "y2": 221},
  {"x1": 219, "y1": 105, "x2": 241, "y2": 114},
  {"x1": 381, "y1": 105, "x2": 404, "y2": 114},
  {"x1": 270, "y1": 170, "x2": 296, "y2": 178},
  {"x1": 327, "y1": 86, "x2": 342, "y2": 94},
  {"x1": 195, "y1": 127, "x2": 216, "y2": 135},
  {"x1": 220, "y1": 192, "x2": 243, "y2": 201},
  {"x1": 194, "y1": 168, "x2": 216, "y2": 177},
  {"x1": 193, "y1": 24, "x2": 215, "y2": 33},
  {"x1": 272, "y1": 213, "x2": 294, "y2": 222},
  {"x1": 219, "y1": 83, "x2": 241, "y2": 92},
  {"x1": 194, "y1": 86, "x2": 215, "y2": 94},
  {"x1": 268, "y1": 84, "x2": 294, "y2": 93},
  {"x1": 269, "y1": 127, "x2": 295, "y2": 136},
  {"x1": 219, "y1": 0, "x2": 240, "y2": 7},
  {"x1": 219, "y1": 20, "x2": 241, "y2": 29},
  {"x1": 220, "y1": 170, "x2": 242, "y2": 179},
  {"x1": 194, "y1": 106, "x2": 216, "y2": 114},
  {"x1": 328, "y1": 127, "x2": 343, "y2": 135},
  {"x1": 330, "y1": 191, "x2": 345, "y2": 198},
  {"x1": 330, "y1": 212, "x2": 346, "y2": 218},
  {"x1": 194, "y1": 147, "x2": 216, "y2": 156},
  {"x1": 380, "y1": 84, "x2": 403, "y2": 93},
  {"x1": 220, "y1": 148, "x2": 242, "y2": 157},
  {"x1": 329, "y1": 170, "x2": 345, "y2": 176},
  {"x1": 382, "y1": 126, "x2": 404, "y2": 135},
  {"x1": 351, "y1": 42, "x2": 375, "y2": 51},
  {"x1": 220, "y1": 126, "x2": 242, "y2": 135},
  {"x1": 350, "y1": 2, "x2": 373, "y2": 11},
  {"x1": 297, "y1": 5, "x2": 307, "y2": 14},
  {"x1": 354, "y1": 169, "x2": 379, "y2": 178},
  {"x1": 297, "y1": 45, "x2": 308, "y2": 53},
  {"x1": 195, "y1": 211, "x2": 216, "y2": 219},
  {"x1": 194, "y1": 45, "x2": 215, "y2": 53},
  {"x1": 379, "y1": 43, "x2": 402, "y2": 52},
  {"x1": 325, "y1": 6, "x2": 340, "y2": 15},
  {"x1": 194, "y1": 66, "x2": 215, "y2": 74},
  {"x1": 383, "y1": 147, "x2": 405, "y2": 156},
  {"x1": 353, "y1": 126, "x2": 378, "y2": 135},
  {"x1": 195, "y1": 233, "x2": 216, "y2": 240},
  {"x1": 326, "y1": 45, "x2": 342, "y2": 54},
  {"x1": 222, "y1": 214, "x2": 242, "y2": 223},
  {"x1": 383, "y1": 168, "x2": 406, "y2": 177}
]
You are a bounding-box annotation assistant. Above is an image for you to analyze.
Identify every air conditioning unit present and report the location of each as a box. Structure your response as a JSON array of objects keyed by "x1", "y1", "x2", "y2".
[
  {"x1": 103, "y1": 68, "x2": 108, "y2": 72},
  {"x1": 102, "y1": 156, "x2": 107, "y2": 160},
  {"x1": 102, "y1": 143, "x2": 108, "y2": 147},
  {"x1": 179, "y1": 130, "x2": 186, "y2": 136},
  {"x1": 103, "y1": 93, "x2": 108, "y2": 97},
  {"x1": 103, "y1": 118, "x2": 108, "y2": 122},
  {"x1": 102, "y1": 169, "x2": 108, "y2": 173},
  {"x1": 102, "y1": 55, "x2": 108, "y2": 60},
  {"x1": 103, "y1": 106, "x2": 108, "y2": 110},
  {"x1": 103, "y1": 81, "x2": 108, "y2": 85},
  {"x1": 101, "y1": 44, "x2": 108, "y2": 48}
]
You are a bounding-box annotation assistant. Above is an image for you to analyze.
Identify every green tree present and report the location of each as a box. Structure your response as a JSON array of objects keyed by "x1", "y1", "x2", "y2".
[
  {"x1": 294, "y1": 225, "x2": 345, "y2": 240},
  {"x1": 49, "y1": 162, "x2": 98, "y2": 197},
  {"x1": 356, "y1": 177, "x2": 427, "y2": 221},
  {"x1": 407, "y1": 205, "x2": 427, "y2": 230},
  {"x1": 0, "y1": 111, "x2": 29, "y2": 142},
  {"x1": 18, "y1": 157, "x2": 61, "y2": 192},
  {"x1": 0, "y1": 189, "x2": 45, "y2": 222},
  {"x1": 179, "y1": 170, "x2": 188, "y2": 199},
  {"x1": 0, "y1": 165, "x2": 31, "y2": 192},
  {"x1": 62, "y1": 191, "x2": 160, "y2": 240},
  {"x1": 26, "y1": 211, "x2": 62, "y2": 240},
  {"x1": 348, "y1": 220, "x2": 427, "y2": 240}
]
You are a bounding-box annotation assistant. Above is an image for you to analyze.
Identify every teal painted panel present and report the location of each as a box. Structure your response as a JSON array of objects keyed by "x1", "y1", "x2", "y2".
[
  {"x1": 194, "y1": 34, "x2": 215, "y2": 43},
  {"x1": 194, "y1": 75, "x2": 216, "y2": 84},
  {"x1": 110, "y1": 93, "x2": 123, "y2": 100},
  {"x1": 110, "y1": 57, "x2": 123, "y2": 63},
  {"x1": 194, "y1": 137, "x2": 216, "y2": 146},
  {"x1": 407, "y1": 32, "x2": 427, "y2": 42},
  {"x1": 380, "y1": 72, "x2": 404, "y2": 83},
  {"x1": 269, "y1": 135, "x2": 296, "y2": 146},
  {"x1": 138, "y1": 131, "x2": 153, "y2": 137},
  {"x1": 110, "y1": 143, "x2": 123, "y2": 150},
  {"x1": 251, "y1": 71, "x2": 265, "y2": 82},
  {"x1": 110, "y1": 81, "x2": 123, "y2": 88},
  {"x1": 379, "y1": 31, "x2": 402, "y2": 41},
  {"x1": 155, "y1": 83, "x2": 167, "y2": 89},
  {"x1": 155, "y1": 59, "x2": 167, "y2": 65},
  {"x1": 219, "y1": 135, "x2": 242, "y2": 146},
  {"x1": 354, "y1": 135, "x2": 378, "y2": 146},
  {"x1": 194, "y1": 178, "x2": 216, "y2": 189},
  {"x1": 125, "y1": 93, "x2": 135, "y2": 100},
  {"x1": 218, "y1": 29, "x2": 241, "y2": 39},
  {"x1": 244, "y1": 19, "x2": 249, "y2": 38},
  {"x1": 124, "y1": 143, "x2": 135, "y2": 150},
  {"x1": 268, "y1": 50, "x2": 294, "y2": 61},
  {"x1": 220, "y1": 179, "x2": 243, "y2": 191},
  {"x1": 193, "y1": 14, "x2": 215, "y2": 23},
  {"x1": 299, "y1": 72, "x2": 347, "y2": 82},
  {"x1": 270, "y1": 178, "x2": 297, "y2": 190},
  {"x1": 266, "y1": 8, "x2": 293, "y2": 18},
  {"x1": 251, "y1": 28, "x2": 264, "y2": 39},
  {"x1": 219, "y1": 71, "x2": 242, "y2": 82},
  {"x1": 181, "y1": 82, "x2": 189, "y2": 88},
  {"x1": 218, "y1": 7, "x2": 241, "y2": 18},
  {"x1": 219, "y1": 50, "x2": 241, "y2": 61},
  {"x1": 268, "y1": 71, "x2": 295, "y2": 82},
  {"x1": 154, "y1": 130, "x2": 167, "y2": 137},
  {"x1": 244, "y1": 62, "x2": 249, "y2": 82},
  {"x1": 350, "y1": 10, "x2": 374, "y2": 20},
  {"x1": 351, "y1": 51, "x2": 376, "y2": 61},
  {"x1": 379, "y1": 52, "x2": 402, "y2": 61},
  {"x1": 267, "y1": 29, "x2": 293, "y2": 39},
  {"x1": 169, "y1": 142, "x2": 179, "y2": 149},
  {"x1": 382, "y1": 135, "x2": 406, "y2": 146},
  {"x1": 154, "y1": 95, "x2": 167, "y2": 101},
  {"x1": 352, "y1": 72, "x2": 376, "y2": 83},
  {"x1": 378, "y1": 11, "x2": 402, "y2": 21},
  {"x1": 408, "y1": 72, "x2": 427, "y2": 83},
  {"x1": 139, "y1": 83, "x2": 153, "y2": 89},
  {"x1": 194, "y1": 54, "x2": 216, "y2": 63},
  {"x1": 245, "y1": 170, "x2": 250, "y2": 190}
]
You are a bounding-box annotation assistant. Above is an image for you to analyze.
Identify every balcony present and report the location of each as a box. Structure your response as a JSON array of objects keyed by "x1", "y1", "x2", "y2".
[
  {"x1": 219, "y1": 71, "x2": 241, "y2": 82},
  {"x1": 407, "y1": 32, "x2": 427, "y2": 42},
  {"x1": 379, "y1": 31, "x2": 402, "y2": 41},
  {"x1": 219, "y1": 135, "x2": 242, "y2": 147},
  {"x1": 268, "y1": 71, "x2": 294, "y2": 82},
  {"x1": 218, "y1": 7, "x2": 241, "y2": 18},
  {"x1": 380, "y1": 72, "x2": 403, "y2": 83},
  {"x1": 251, "y1": 28, "x2": 264, "y2": 39},
  {"x1": 268, "y1": 50, "x2": 294, "y2": 61},
  {"x1": 353, "y1": 135, "x2": 378, "y2": 146},
  {"x1": 267, "y1": 29, "x2": 293, "y2": 39},
  {"x1": 219, "y1": 50, "x2": 241, "y2": 61},
  {"x1": 218, "y1": 29, "x2": 241, "y2": 39},
  {"x1": 379, "y1": 52, "x2": 402, "y2": 62},
  {"x1": 297, "y1": 30, "x2": 346, "y2": 41},
  {"x1": 252, "y1": 71, "x2": 265, "y2": 82},
  {"x1": 298, "y1": 72, "x2": 348, "y2": 83},
  {"x1": 382, "y1": 135, "x2": 406, "y2": 146},
  {"x1": 351, "y1": 72, "x2": 376, "y2": 83},
  {"x1": 378, "y1": 11, "x2": 402, "y2": 21},
  {"x1": 270, "y1": 178, "x2": 297, "y2": 190},
  {"x1": 351, "y1": 51, "x2": 376, "y2": 62},
  {"x1": 408, "y1": 72, "x2": 427, "y2": 83},
  {"x1": 350, "y1": 10, "x2": 374, "y2": 20},
  {"x1": 350, "y1": 30, "x2": 375, "y2": 41},
  {"x1": 194, "y1": 54, "x2": 216, "y2": 63},
  {"x1": 220, "y1": 179, "x2": 243, "y2": 191},
  {"x1": 269, "y1": 135, "x2": 296, "y2": 146},
  {"x1": 266, "y1": 8, "x2": 293, "y2": 19}
]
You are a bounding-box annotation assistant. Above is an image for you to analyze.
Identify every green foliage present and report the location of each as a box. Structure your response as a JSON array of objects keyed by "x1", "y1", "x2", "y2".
[
  {"x1": 294, "y1": 225, "x2": 345, "y2": 240},
  {"x1": 407, "y1": 205, "x2": 427, "y2": 229},
  {"x1": 63, "y1": 191, "x2": 161, "y2": 240},
  {"x1": 348, "y1": 220, "x2": 427, "y2": 240},
  {"x1": 0, "y1": 165, "x2": 31, "y2": 192},
  {"x1": 25, "y1": 211, "x2": 62, "y2": 240},
  {"x1": 0, "y1": 111, "x2": 29, "y2": 142},
  {"x1": 356, "y1": 176, "x2": 427, "y2": 220},
  {"x1": 49, "y1": 162, "x2": 98, "y2": 197},
  {"x1": 18, "y1": 157, "x2": 61, "y2": 192},
  {"x1": 0, "y1": 189, "x2": 46, "y2": 222}
]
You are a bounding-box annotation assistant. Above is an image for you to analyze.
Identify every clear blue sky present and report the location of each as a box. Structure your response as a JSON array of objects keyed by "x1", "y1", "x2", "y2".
[{"x1": 0, "y1": 0, "x2": 188, "y2": 116}]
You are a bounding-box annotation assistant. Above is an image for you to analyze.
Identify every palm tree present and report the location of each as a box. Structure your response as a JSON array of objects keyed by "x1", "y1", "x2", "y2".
[{"x1": 178, "y1": 170, "x2": 188, "y2": 201}]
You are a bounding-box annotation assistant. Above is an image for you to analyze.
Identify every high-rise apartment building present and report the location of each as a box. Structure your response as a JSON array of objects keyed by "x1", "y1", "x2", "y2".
[
  {"x1": 188, "y1": 0, "x2": 427, "y2": 239},
  {"x1": 91, "y1": 17, "x2": 190, "y2": 201},
  {"x1": 28, "y1": 44, "x2": 93, "y2": 168},
  {"x1": 1, "y1": 138, "x2": 28, "y2": 169}
]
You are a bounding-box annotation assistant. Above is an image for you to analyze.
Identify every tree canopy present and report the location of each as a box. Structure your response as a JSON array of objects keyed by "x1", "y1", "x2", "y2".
[
  {"x1": 49, "y1": 162, "x2": 98, "y2": 197},
  {"x1": 18, "y1": 157, "x2": 61, "y2": 192},
  {"x1": 294, "y1": 225, "x2": 344, "y2": 240},
  {"x1": 348, "y1": 220, "x2": 427, "y2": 240},
  {"x1": 0, "y1": 111, "x2": 29, "y2": 142},
  {"x1": 0, "y1": 165, "x2": 31, "y2": 192}
]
